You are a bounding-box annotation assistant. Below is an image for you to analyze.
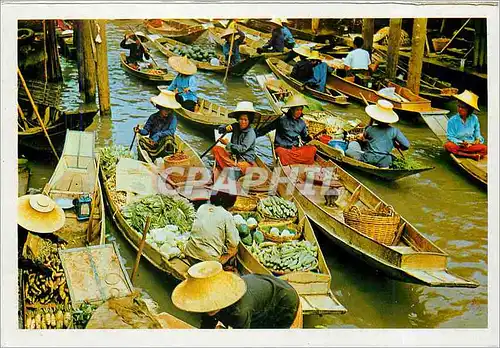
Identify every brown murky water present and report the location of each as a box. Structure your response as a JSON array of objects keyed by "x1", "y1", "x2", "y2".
[{"x1": 23, "y1": 20, "x2": 488, "y2": 328}]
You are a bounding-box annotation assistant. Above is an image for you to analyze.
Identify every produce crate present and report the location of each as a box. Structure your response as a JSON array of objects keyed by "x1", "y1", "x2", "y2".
[{"x1": 58, "y1": 243, "x2": 133, "y2": 310}]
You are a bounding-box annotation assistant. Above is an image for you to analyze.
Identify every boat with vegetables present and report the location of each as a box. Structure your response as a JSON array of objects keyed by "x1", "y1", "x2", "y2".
[
  {"x1": 144, "y1": 19, "x2": 208, "y2": 44},
  {"x1": 119, "y1": 52, "x2": 175, "y2": 83},
  {"x1": 263, "y1": 137, "x2": 479, "y2": 288},
  {"x1": 150, "y1": 35, "x2": 262, "y2": 77},
  {"x1": 266, "y1": 58, "x2": 350, "y2": 107}
]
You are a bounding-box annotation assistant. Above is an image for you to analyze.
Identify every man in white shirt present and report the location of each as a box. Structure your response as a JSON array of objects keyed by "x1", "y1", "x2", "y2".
[{"x1": 343, "y1": 36, "x2": 372, "y2": 72}]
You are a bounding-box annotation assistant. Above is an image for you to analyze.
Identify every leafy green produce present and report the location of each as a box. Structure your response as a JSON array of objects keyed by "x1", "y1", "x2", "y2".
[
  {"x1": 99, "y1": 145, "x2": 133, "y2": 179},
  {"x1": 250, "y1": 240, "x2": 319, "y2": 273},
  {"x1": 391, "y1": 156, "x2": 424, "y2": 170},
  {"x1": 72, "y1": 302, "x2": 98, "y2": 329}
]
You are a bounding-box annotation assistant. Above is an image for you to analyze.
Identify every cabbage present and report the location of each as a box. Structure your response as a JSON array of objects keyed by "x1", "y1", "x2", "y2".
[
  {"x1": 247, "y1": 217, "x2": 258, "y2": 227},
  {"x1": 150, "y1": 228, "x2": 177, "y2": 244},
  {"x1": 280, "y1": 229, "x2": 293, "y2": 237},
  {"x1": 160, "y1": 244, "x2": 181, "y2": 259},
  {"x1": 270, "y1": 227, "x2": 280, "y2": 236},
  {"x1": 233, "y1": 214, "x2": 246, "y2": 226}
]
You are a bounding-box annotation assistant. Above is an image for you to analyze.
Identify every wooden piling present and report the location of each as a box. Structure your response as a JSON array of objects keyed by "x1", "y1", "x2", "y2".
[
  {"x1": 362, "y1": 18, "x2": 375, "y2": 53},
  {"x1": 93, "y1": 20, "x2": 111, "y2": 117},
  {"x1": 473, "y1": 19, "x2": 481, "y2": 68},
  {"x1": 45, "y1": 20, "x2": 63, "y2": 82},
  {"x1": 74, "y1": 20, "x2": 85, "y2": 94},
  {"x1": 407, "y1": 18, "x2": 428, "y2": 95},
  {"x1": 386, "y1": 18, "x2": 402, "y2": 80},
  {"x1": 311, "y1": 19, "x2": 320, "y2": 34},
  {"x1": 82, "y1": 20, "x2": 97, "y2": 103}
]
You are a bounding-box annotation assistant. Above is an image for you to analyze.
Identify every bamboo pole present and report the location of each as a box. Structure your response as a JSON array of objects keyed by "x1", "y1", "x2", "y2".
[
  {"x1": 17, "y1": 68, "x2": 60, "y2": 160},
  {"x1": 81, "y1": 20, "x2": 97, "y2": 103},
  {"x1": 223, "y1": 31, "x2": 235, "y2": 83},
  {"x1": 131, "y1": 216, "x2": 152, "y2": 283},
  {"x1": 86, "y1": 153, "x2": 100, "y2": 244},
  {"x1": 362, "y1": 18, "x2": 375, "y2": 53},
  {"x1": 17, "y1": 104, "x2": 29, "y2": 129},
  {"x1": 386, "y1": 18, "x2": 402, "y2": 80},
  {"x1": 438, "y1": 18, "x2": 471, "y2": 54},
  {"x1": 407, "y1": 18, "x2": 428, "y2": 95},
  {"x1": 93, "y1": 20, "x2": 111, "y2": 117}
]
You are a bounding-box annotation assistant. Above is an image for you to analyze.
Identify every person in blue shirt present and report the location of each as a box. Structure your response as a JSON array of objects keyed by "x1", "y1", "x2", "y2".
[
  {"x1": 280, "y1": 18, "x2": 296, "y2": 49},
  {"x1": 307, "y1": 51, "x2": 333, "y2": 92},
  {"x1": 256, "y1": 18, "x2": 285, "y2": 54},
  {"x1": 345, "y1": 100, "x2": 410, "y2": 168},
  {"x1": 167, "y1": 56, "x2": 199, "y2": 112},
  {"x1": 444, "y1": 90, "x2": 487, "y2": 161},
  {"x1": 134, "y1": 90, "x2": 181, "y2": 160},
  {"x1": 220, "y1": 27, "x2": 246, "y2": 67}
]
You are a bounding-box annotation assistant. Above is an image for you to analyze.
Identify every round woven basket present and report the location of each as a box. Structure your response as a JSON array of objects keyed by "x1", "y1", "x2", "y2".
[
  {"x1": 258, "y1": 217, "x2": 304, "y2": 243},
  {"x1": 164, "y1": 153, "x2": 190, "y2": 167},
  {"x1": 343, "y1": 205, "x2": 400, "y2": 245},
  {"x1": 303, "y1": 117, "x2": 326, "y2": 136}
]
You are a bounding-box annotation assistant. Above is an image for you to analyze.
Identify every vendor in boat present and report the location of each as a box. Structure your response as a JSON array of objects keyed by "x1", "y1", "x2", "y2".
[
  {"x1": 256, "y1": 18, "x2": 285, "y2": 54},
  {"x1": 172, "y1": 261, "x2": 301, "y2": 329},
  {"x1": 120, "y1": 33, "x2": 151, "y2": 69},
  {"x1": 345, "y1": 100, "x2": 410, "y2": 168},
  {"x1": 220, "y1": 26, "x2": 246, "y2": 67},
  {"x1": 343, "y1": 36, "x2": 378, "y2": 77},
  {"x1": 281, "y1": 18, "x2": 296, "y2": 49},
  {"x1": 309, "y1": 51, "x2": 333, "y2": 93},
  {"x1": 17, "y1": 194, "x2": 67, "y2": 274},
  {"x1": 184, "y1": 187, "x2": 240, "y2": 266},
  {"x1": 167, "y1": 56, "x2": 199, "y2": 112},
  {"x1": 257, "y1": 94, "x2": 317, "y2": 166},
  {"x1": 290, "y1": 48, "x2": 332, "y2": 92},
  {"x1": 134, "y1": 90, "x2": 180, "y2": 160},
  {"x1": 444, "y1": 90, "x2": 487, "y2": 161},
  {"x1": 212, "y1": 101, "x2": 258, "y2": 176}
]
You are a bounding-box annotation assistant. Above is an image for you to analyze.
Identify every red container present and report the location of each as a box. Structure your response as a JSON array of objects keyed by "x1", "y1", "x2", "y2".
[{"x1": 318, "y1": 134, "x2": 333, "y2": 144}]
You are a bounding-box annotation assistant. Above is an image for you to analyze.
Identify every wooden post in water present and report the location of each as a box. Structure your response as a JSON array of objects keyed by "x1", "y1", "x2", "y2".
[
  {"x1": 386, "y1": 18, "x2": 402, "y2": 80},
  {"x1": 81, "y1": 20, "x2": 97, "y2": 103},
  {"x1": 93, "y1": 20, "x2": 111, "y2": 117},
  {"x1": 74, "y1": 20, "x2": 85, "y2": 94},
  {"x1": 311, "y1": 19, "x2": 320, "y2": 34},
  {"x1": 362, "y1": 18, "x2": 375, "y2": 54},
  {"x1": 45, "y1": 20, "x2": 63, "y2": 82},
  {"x1": 407, "y1": 18, "x2": 428, "y2": 95}
]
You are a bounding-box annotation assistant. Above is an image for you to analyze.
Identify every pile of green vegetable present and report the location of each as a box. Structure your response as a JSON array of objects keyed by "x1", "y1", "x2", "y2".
[
  {"x1": 99, "y1": 145, "x2": 133, "y2": 179},
  {"x1": 250, "y1": 240, "x2": 319, "y2": 273},
  {"x1": 257, "y1": 196, "x2": 297, "y2": 220},
  {"x1": 391, "y1": 156, "x2": 424, "y2": 170},
  {"x1": 72, "y1": 302, "x2": 98, "y2": 329},
  {"x1": 170, "y1": 44, "x2": 217, "y2": 62},
  {"x1": 122, "y1": 194, "x2": 196, "y2": 234}
]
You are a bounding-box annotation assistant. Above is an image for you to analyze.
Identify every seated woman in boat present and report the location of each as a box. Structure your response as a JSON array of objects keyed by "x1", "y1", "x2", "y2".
[
  {"x1": 257, "y1": 94, "x2": 317, "y2": 166},
  {"x1": 134, "y1": 90, "x2": 180, "y2": 160},
  {"x1": 184, "y1": 188, "x2": 240, "y2": 266},
  {"x1": 281, "y1": 18, "x2": 296, "y2": 49},
  {"x1": 345, "y1": 100, "x2": 410, "y2": 168},
  {"x1": 212, "y1": 101, "x2": 258, "y2": 176},
  {"x1": 444, "y1": 90, "x2": 487, "y2": 161},
  {"x1": 172, "y1": 261, "x2": 301, "y2": 329},
  {"x1": 219, "y1": 26, "x2": 246, "y2": 67},
  {"x1": 256, "y1": 18, "x2": 285, "y2": 54},
  {"x1": 290, "y1": 46, "x2": 316, "y2": 82},
  {"x1": 120, "y1": 33, "x2": 151, "y2": 69},
  {"x1": 167, "y1": 56, "x2": 199, "y2": 112}
]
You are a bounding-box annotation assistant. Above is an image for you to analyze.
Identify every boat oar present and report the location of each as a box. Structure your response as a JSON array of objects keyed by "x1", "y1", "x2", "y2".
[
  {"x1": 200, "y1": 132, "x2": 227, "y2": 159},
  {"x1": 129, "y1": 130, "x2": 137, "y2": 151},
  {"x1": 223, "y1": 29, "x2": 236, "y2": 83},
  {"x1": 126, "y1": 25, "x2": 160, "y2": 68},
  {"x1": 17, "y1": 67, "x2": 60, "y2": 161},
  {"x1": 86, "y1": 153, "x2": 100, "y2": 244},
  {"x1": 130, "y1": 216, "x2": 151, "y2": 284},
  {"x1": 359, "y1": 92, "x2": 405, "y2": 160}
]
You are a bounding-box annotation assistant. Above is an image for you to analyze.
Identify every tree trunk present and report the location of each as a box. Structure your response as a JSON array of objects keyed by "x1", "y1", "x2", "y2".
[
  {"x1": 386, "y1": 18, "x2": 402, "y2": 80},
  {"x1": 362, "y1": 18, "x2": 375, "y2": 54},
  {"x1": 81, "y1": 20, "x2": 96, "y2": 103},
  {"x1": 407, "y1": 18, "x2": 428, "y2": 95},
  {"x1": 93, "y1": 20, "x2": 111, "y2": 117}
]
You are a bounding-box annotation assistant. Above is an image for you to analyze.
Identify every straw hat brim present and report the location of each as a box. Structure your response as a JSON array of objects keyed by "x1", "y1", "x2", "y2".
[
  {"x1": 150, "y1": 94, "x2": 182, "y2": 110},
  {"x1": 281, "y1": 95, "x2": 309, "y2": 110},
  {"x1": 168, "y1": 56, "x2": 197, "y2": 75},
  {"x1": 453, "y1": 94, "x2": 480, "y2": 112},
  {"x1": 220, "y1": 28, "x2": 237, "y2": 38},
  {"x1": 269, "y1": 19, "x2": 283, "y2": 27},
  {"x1": 292, "y1": 46, "x2": 311, "y2": 58},
  {"x1": 18, "y1": 195, "x2": 65, "y2": 233},
  {"x1": 365, "y1": 104, "x2": 399, "y2": 124},
  {"x1": 172, "y1": 271, "x2": 247, "y2": 313}
]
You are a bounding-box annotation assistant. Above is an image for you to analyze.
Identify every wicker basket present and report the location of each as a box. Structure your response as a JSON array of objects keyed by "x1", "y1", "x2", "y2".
[
  {"x1": 432, "y1": 38, "x2": 450, "y2": 52},
  {"x1": 230, "y1": 195, "x2": 260, "y2": 212},
  {"x1": 303, "y1": 117, "x2": 326, "y2": 136},
  {"x1": 343, "y1": 205, "x2": 400, "y2": 245},
  {"x1": 164, "y1": 153, "x2": 190, "y2": 167},
  {"x1": 258, "y1": 217, "x2": 304, "y2": 243}
]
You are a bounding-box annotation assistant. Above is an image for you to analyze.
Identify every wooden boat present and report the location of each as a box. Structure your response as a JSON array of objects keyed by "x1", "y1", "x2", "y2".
[
  {"x1": 311, "y1": 140, "x2": 435, "y2": 181},
  {"x1": 44, "y1": 130, "x2": 105, "y2": 248},
  {"x1": 18, "y1": 159, "x2": 30, "y2": 197},
  {"x1": 119, "y1": 52, "x2": 174, "y2": 83},
  {"x1": 144, "y1": 19, "x2": 207, "y2": 44},
  {"x1": 266, "y1": 58, "x2": 350, "y2": 107},
  {"x1": 150, "y1": 35, "x2": 262, "y2": 77},
  {"x1": 264, "y1": 136, "x2": 478, "y2": 288},
  {"x1": 244, "y1": 19, "x2": 335, "y2": 43},
  {"x1": 18, "y1": 102, "x2": 99, "y2": 158},
  {"x1": 419, "y1": 113, "x2": 487, "y2": 187}
]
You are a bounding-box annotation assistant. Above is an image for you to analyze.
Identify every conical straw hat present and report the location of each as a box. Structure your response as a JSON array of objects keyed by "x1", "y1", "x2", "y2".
[
  {"x1": 220, "y1": 27, "x2": 237, "y2": 38},
  {"x1": 453, "y1": 90, "x2": 480, "y2": 111},
  {"x1": 171, "y1": 261, "x2": 247, "y2": 313},
  {"x1": 280, "y1": 18, "x2": 290, "y2": 24},
  {"x1": 150, "y1": 90, "x2": 182, "y2": 109},
  {"x1": 168, "y1": 55, "x2": 197, "y2": 75},
  {"x1": 228, "y1": 101, "x2": 261, "y2": 122},
  {"x1": 269, "y1": 18, "x2": 283, "y2": 27},
  {"x1": 17, "y1": 194, "x2": 66, "y2": 233},
  {"x1": 365, "y1": 99, "x2": 399, "y2": 124},
  {"x1": 292, "y1": 45, "x2": 312, "y2": 58},
  {"x1": 282, "y1": 94, "x2": 308, "y2": 110}
]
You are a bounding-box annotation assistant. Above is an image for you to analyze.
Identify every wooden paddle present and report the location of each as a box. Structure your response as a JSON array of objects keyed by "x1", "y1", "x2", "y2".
[
  {"x1": 200, "y1": 132, "x2": 227, "y2": 159},
  {"x1": 130, "y1": 216, "x2": 151, "y2": 283},
  {"x1": 129, "y1": 130, "x2": 137, "y2": 151},
  {"x1": 223, "y1": 29, "x2": 236, "y2": 83},
  {"x1": 126, "y1": 26, "x2": 160, "y2": 68},
  {"x1": 86, "y1": 153, "x2": 100, "y2": 244}
]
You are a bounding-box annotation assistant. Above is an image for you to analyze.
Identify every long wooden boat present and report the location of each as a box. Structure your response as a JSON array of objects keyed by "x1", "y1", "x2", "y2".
[
  {"x1": 18, "y1": 102, "x2": 99, "y2": 158},
  {"x1": 311, "y1": 140, "x2": 435, "y2": 181},
  {"x1": 144, "y1": 19, "x2": 207, "y2": 44},
  {"x1": 119, "y1": 52, "x2": 174, "y2": 83},
  {"x1": 266, "y1": 58, "x2": 350, "y2": 107},
  {"x1": 264, "y1": 136, "x2": 478, "y2": 288},
  {"x1": 150, "y1": 35, "x2": 262, "y2": 77},
  {"x1": 244, "y1": 19, "x2": 335, "y2": 43},
  {"x1": 44, "y1": 131, "x2": 105, "y2": 248},
  {"x1": 419, "y1": 113, "x2": 487, "y2": 187}
]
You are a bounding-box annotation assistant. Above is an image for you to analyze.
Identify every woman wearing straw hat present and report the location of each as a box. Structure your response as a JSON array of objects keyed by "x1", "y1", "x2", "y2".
[
  {"x1": 172, "y1": 261, "x2": 301, "y2": 328},
  {"x1": 280, "y1": 18, "x2": 296, "y2": 49},
  {"x1": 345, "y1": 100, "x2": 410, "y2": 168},
  {"x1": 256, "y1": 18, "x2": 285, "y2": 54},
  {"x1": 444, "y1": 90, "x2": 487, "y2": 161},
  {"x1": 220, "y1": 26, "x2": 246, "y2": 67},
  {"x1": 213, "y1": 101, "x2": 259, "y2": 176},
  {"x1": 167, "y1": 55, "x2": 199, "y2": 112},
  {"x1": 134, "y1": 90, "x2": 180, "y2": 160},
  {"x1": 184, "y1": 186, "x2": 240, "y2": 267},
  {"x1": 120, "y1": 32, "x2": 151, "y2": 69},
  {"x1": 17, "y1": 194, "x2": 67, "y2": 274},
  {"x1": 307, "y1": 50, "x2": 333, "y2": 93},
  {"x1": 290, "y1": 46, "x2": 316, "y2": 81},
  {"x1": 257, "y1": 94, "x2": 317, "y2": 166}
]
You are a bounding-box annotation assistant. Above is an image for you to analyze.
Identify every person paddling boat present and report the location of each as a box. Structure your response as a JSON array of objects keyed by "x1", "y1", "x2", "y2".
[{"x1": 167, "y1": 56, "x2": 199, "y2": 112}]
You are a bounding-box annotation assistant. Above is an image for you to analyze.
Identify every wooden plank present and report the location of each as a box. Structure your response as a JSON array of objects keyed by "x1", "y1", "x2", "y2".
[
  {"x1": 401, "y1": 253, "x2": 447, "y2": 270},
  {"x1": 288, "y1": 281, "x2": 330, "y2": 295},
  {"x1": 302, "y1": 293, "x2": 346, "y2": 314},
  {"x1": 420, "y1": 114, "x2": 449, "y2": 143},
  {"x1": 280, "y1": 271, "x2": 330, "y2": 283}
]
